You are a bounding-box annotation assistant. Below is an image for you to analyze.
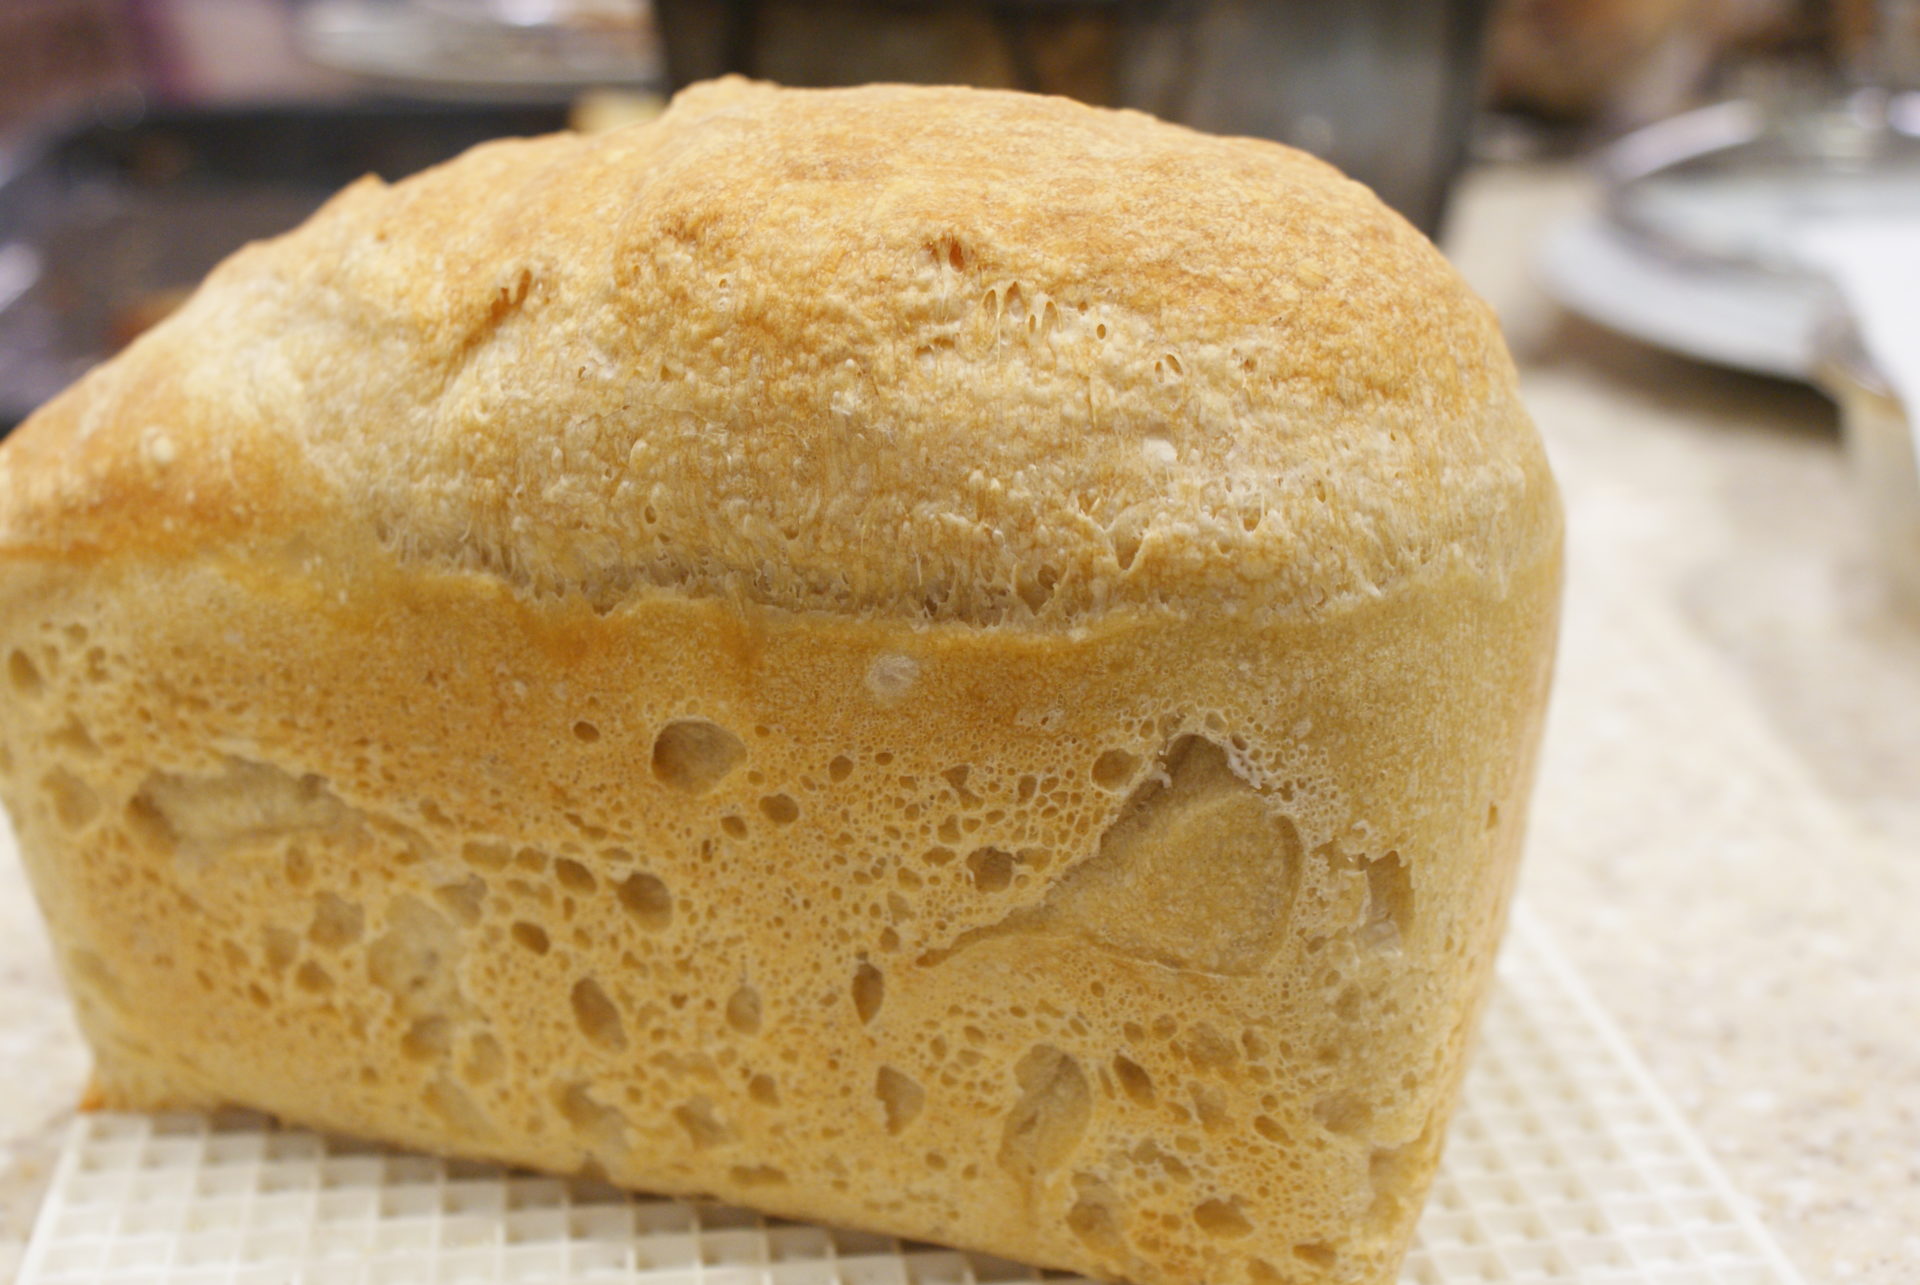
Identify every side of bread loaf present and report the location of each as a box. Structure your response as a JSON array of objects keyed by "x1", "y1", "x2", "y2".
[{"x1": 0, "y1": 81, "x2": 1561, "y2": 1285}]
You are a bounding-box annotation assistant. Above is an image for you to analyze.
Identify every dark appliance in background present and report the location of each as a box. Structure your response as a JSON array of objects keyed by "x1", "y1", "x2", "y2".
[
  {"x1": 653, "y1": 0, "x2": 1498, "y2": 237},
  {"x1": 0, "y1": 102, "x2": 571, "y2": 432}
]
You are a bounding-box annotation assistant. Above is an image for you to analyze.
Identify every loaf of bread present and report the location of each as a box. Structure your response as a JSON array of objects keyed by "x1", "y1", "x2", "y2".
[{"x1": 0, "y1": 80, "x2": 1561, "y2": 1285}]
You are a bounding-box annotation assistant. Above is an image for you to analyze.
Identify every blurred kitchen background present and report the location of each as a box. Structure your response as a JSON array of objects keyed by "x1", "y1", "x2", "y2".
[
  {"x1": 3, "y1": 2, "x2": 1918, "y2": 417},
  {"x1": 1, "y1": 2, "x2": 1919, "y2": 1282}
]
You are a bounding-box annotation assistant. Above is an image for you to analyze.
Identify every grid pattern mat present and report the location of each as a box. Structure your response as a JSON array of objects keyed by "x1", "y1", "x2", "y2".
[{"x1": 17, "y1": 911, "x2": 1805, "y2": 1285}]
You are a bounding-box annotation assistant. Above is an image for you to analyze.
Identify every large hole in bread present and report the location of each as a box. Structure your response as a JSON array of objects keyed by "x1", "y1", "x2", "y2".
[
  {"x1": 308, "y1": 893, "x2": 364, "y2": 949},
  {"x1": 876, "y1": 1066, "x2": 924, "y2": 1135},
  {"x1": 1052, "y1": 737, "x2": 1302, "y2": 973},
  {"x1": 922, "y1": 736, "x2": 1302, "y2": 975},
  {"x1": 673, "y1": 1097, "x2": 731, "y2": 1150},
  {"x1": 48, "y1": 716, "x2": 99, "y2": 758},
  {"x1": 401, "y1": 1015, "x2": 452, "y2": 1062},
  {"x1": 434, "y1": 876, "x2": 486, "y2": 926},
  {"x1": 555, "y1": 1080, "x2": 628, "y2": 1158},
  {"x1": 6, "y1": 649, "x2": 44, "y2": 698},
  {"x1": 1313, "y1": 1092, "x2": 1373, "y2": 1138},
  {"x1": 1111, "y1": 1055, "x2": 1155, "y2": 1107},
  {"x1": 42, "y1": 768, "x2": 100, "y2": 831},
  {"x1": 616, "y1": 872, "x2": 673, "y2": 932},
  {"x1": 570, "y1": 977, "x2": 627, "y2": 1051},
  {"x1": 1066, "y1": 1175, "x2": 1127, "y2": 1257},
  {"x1": 553, "y1": 858, "x2": 596, "y2": 893},
  {"x1": 423, "y1": 1076, "x2": 492, "y2": 1137},
  {"x1": 650, "y1": 720, "x2": 745, "y2": 794},
  {"x1": 997, "y1": 1044, "x2": 1090, "y2": 1183},
  {"x1": 464, "y1": 1034, "x2": 505, "y2": 1085},
  {"x1": 966, "y1": 847, "x2": 1014, "y2": 892},
  {"x1": 1293, "y1": 1242, "x2": 1338, "y2": 1270},
  {"x1": 731, "y1": 1164, "x2": 788, "y2": 1188},
  {"x1": 1193, "y1": 1198, "x2": 1253, "y2": 1240},
  {"x1": 1090, "y1": 748, "x2": 1139, "y2": 791},
  {"x1": 1361, "y1": 852, "x2": 1414, "y2": 950},
  {"x1": 129, "y1": 758, "x2": 350, "y2": 861},
  {"x1": 852, "y1": 962, "x2": 885, "y2": 1025},
  {"x1": 366, "y1": 896, "x2": 462, "y2": 1017},
  {"x1": 726, "y1": 983, "x2": 762, "y2": 1035}
]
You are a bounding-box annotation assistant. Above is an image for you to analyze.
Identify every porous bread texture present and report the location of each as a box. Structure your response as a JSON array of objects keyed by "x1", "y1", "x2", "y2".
[{"x1": 0, "y1": 80, "x2": 1562, "y2": 1285}]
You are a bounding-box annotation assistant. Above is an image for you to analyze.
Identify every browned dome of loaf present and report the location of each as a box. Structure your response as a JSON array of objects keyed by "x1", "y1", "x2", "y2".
[{"x1": 0, "y1": 77, "x2": 1553, "y2": 625}]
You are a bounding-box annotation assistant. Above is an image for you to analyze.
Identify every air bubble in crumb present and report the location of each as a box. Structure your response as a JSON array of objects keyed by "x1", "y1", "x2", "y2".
[
  {"x1": 42, "y1": 768, "x2": 100, "y2": 830},
  {"x1": 401, "y1": 1016, "x2": 451, "y2": 1061},
  {"x1": 308, "y1": 893, "x2": 364, "y2": 948},
  {"x1": 651, "y1": 720, "x2": 745, "y2": 794},
  {"x1": 48, "y1": 717, "x2": 98, "y2": 757},
  {"x1": 7, "y1": 651, "x2": 44, "y2": 698},
  {"x1": 616, "y1": 872, "x2": 673, "y2": 931},
  {"x1": 876, "y1": 1066, "x2": 925, "y2": 1134},
  {"x1": 1112, "y1": 1055, "x2": 1155, "y2": 1107},
  {"x1": 1293, "y1": 1243, "x2": 1337, "y2": 1269},
  {"x1": 570, "y1": 977, "x2": 627, "y2": 1051},
  {"x1": 865, "y1": 654, "x2": 919, "y2": 702},
  {"x1": 434, "y1": 876, "x2": 486, "y2": 926},
  {"x1": 998, "y1": 1045, "x2": 1090, "y2": 1181},
  {"x1": 464, "y1": 1034, "x2": 504, "y2": 1083},
  {"x1": 852, "y1": 962, "x2": 885, "y2": 1024},
  {"x1": 1313, "y1": 1092, "x2": 1372, "y2": 1137},
  {"x1": 1194, "y1": 1199, "x2": 1253, "y2": 1239},
  {"x1": 1091, "y1": 749, "x2": 1139, "y2": 790},
  {"x1": 967, "y1": 847, "x2": 1014, "y2": 892},
  {"x1": 554, "y1": 858, "x2": 595, "y2": 893},
  {"x1": 556, "y1": 1081, "x2": 623, "y2": 1141},
  {"x1": 726, "y1": 983, "x2": 762, "y2": 1035},
  {"x1": 673, "y1": 1097, "x2": 730, "y2": 1150},
  {"x1": 1067, "y1": 1179, "x2": 1126, "y2": 1256},
  {"x1": 731, "y1": 1164, "x2": 786, "y2": 1187}
]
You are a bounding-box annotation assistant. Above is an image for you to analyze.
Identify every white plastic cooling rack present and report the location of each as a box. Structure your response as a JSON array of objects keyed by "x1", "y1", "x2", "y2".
[{"x1": 16, "y1": 911, "x2": 1806, "y2": 1285}]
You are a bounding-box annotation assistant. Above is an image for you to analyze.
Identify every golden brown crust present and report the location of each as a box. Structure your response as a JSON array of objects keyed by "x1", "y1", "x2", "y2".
[
  {"x1": 0, "y1": 80, "x2": 1563, "y2": 1285},
  {"x1": 0, "y1": 78, "x2": 1551, "y2": 626}
]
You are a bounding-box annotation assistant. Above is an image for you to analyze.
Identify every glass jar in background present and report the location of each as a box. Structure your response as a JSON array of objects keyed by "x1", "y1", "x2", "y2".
[
  {"x1": 1816, "y1": 314, "x2": 1920, "y2": 615},
  {"x1": 651, "y1": 0, "x2": 1497, "y2": 237}
]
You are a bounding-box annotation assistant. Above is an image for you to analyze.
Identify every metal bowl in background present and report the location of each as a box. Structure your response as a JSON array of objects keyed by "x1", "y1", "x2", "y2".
[
  {"x1": 1534, "y1": 87, "x2": 1920, "y2": 383},
  {"x1": 1601, "y1": 92, "x2": 1920, "y2": 278},
  {"x1": 0, "y1": 100, "x2": 572, "y2": 431},
  {"x1": 652, "y1": 0, "x2": 1497, "y2": 237}
]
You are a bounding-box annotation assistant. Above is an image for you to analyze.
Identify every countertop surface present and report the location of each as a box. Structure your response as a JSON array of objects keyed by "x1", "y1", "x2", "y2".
[{"x1": 1, "y1": 160, "x2": 1916, "y2": 1283}]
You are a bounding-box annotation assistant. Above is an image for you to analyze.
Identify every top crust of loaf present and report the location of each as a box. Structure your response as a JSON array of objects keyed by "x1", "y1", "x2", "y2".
[{"x1": 0, "y1": 79, "x2": 1553, "y2": 626}]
